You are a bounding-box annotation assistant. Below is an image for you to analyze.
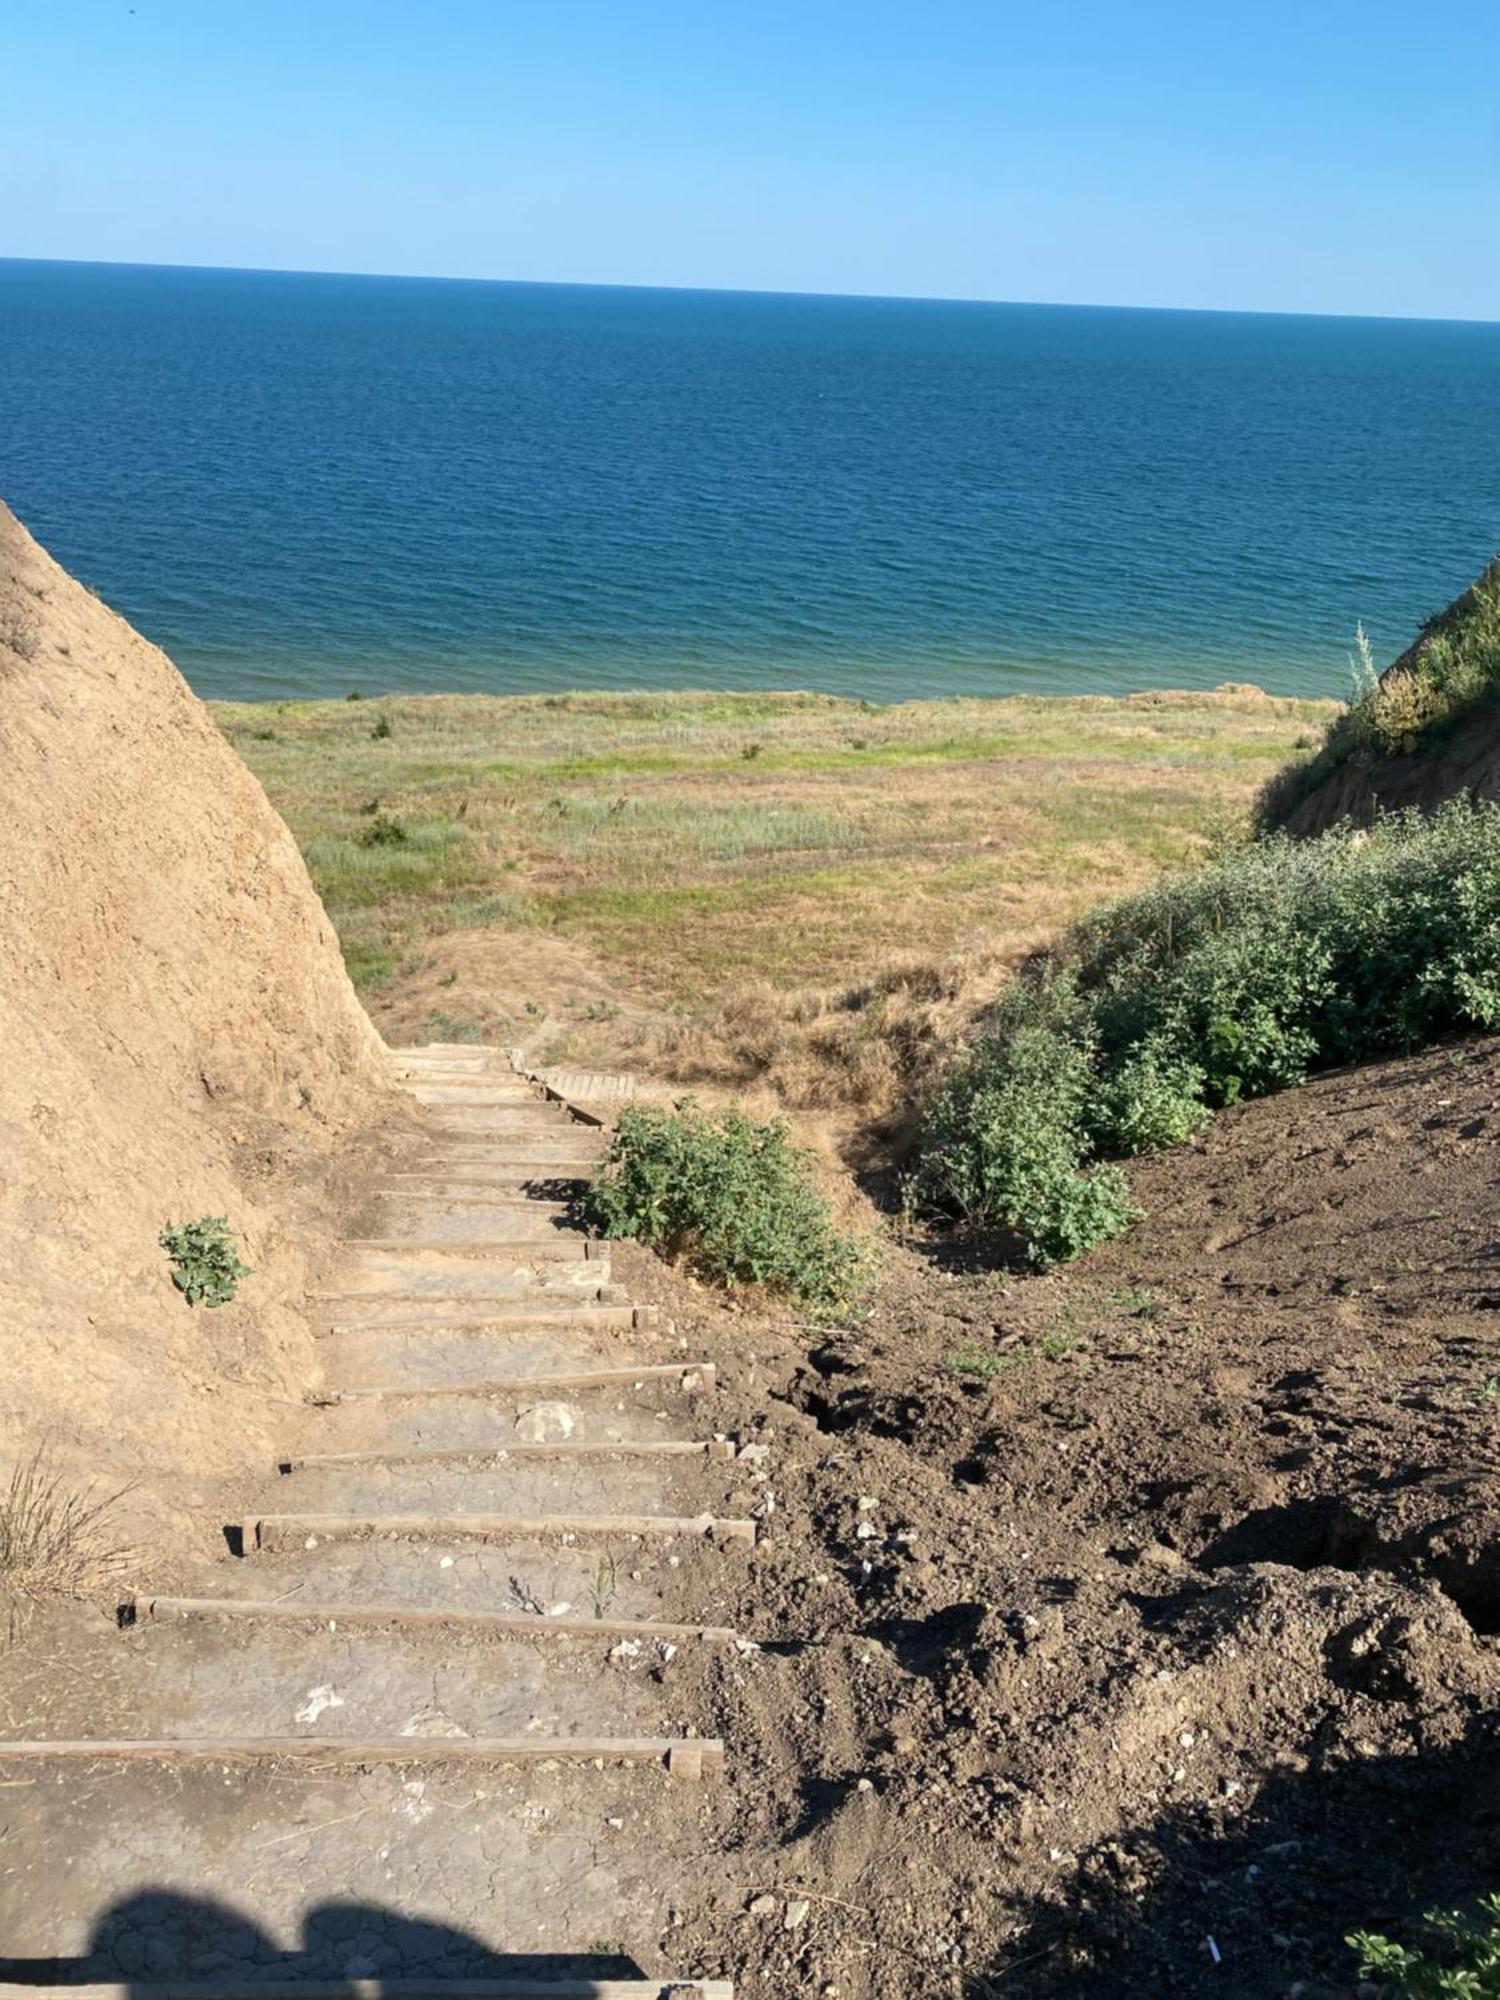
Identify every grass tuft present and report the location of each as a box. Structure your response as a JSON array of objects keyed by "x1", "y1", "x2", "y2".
[{"x1": 0, "y1": 1448, "x2": 134, "y2": 1598}]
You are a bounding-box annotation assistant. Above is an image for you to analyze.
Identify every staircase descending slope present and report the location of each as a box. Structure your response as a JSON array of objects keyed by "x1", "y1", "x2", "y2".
[{"x1": 0, "y1": 1047, "x2": 740, "y2": 2000}]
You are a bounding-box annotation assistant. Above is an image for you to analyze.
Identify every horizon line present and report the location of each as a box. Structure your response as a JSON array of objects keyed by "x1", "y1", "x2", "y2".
[{"x1": 3, "y1": 251, "x2": 1499, "y2": 330}]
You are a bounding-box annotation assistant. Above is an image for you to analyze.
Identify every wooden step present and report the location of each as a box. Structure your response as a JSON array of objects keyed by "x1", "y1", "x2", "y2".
[
  {"x1": 243, "y1": 1511, "x2": 756, "y2": 1551},
  {"x1": 281, "y1": 1439, "x2": 735, "y2": 1471},
  {"x1": 320, "y1": 1360, "x2": 713, "y2": 1399},
  {"x1": 0, "y1": 1736, "x2": 724, "y2": 1779},
  {"x1": 134, "y1": 1593, "x2": 738, "y2": 1644},
  {"x1": 0, "y1": 1980, "x2": 735, "y2": 1998}
]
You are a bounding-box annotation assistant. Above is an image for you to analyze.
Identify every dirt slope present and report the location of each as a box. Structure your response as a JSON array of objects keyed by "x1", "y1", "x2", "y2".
[
  {"x1": 0, "y1": 502, "x2": 392, "y2": 1556},
  {"x1": 1267, "y1": 555, "x2": 1500, "y2": 834},
  {"x1": 607, "y1": 1031, "x2": 1500, "y2": 1995}
]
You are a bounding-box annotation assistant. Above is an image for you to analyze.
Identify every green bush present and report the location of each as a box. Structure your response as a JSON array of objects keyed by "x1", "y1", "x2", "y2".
[
  {"x1": 913, "y1": 798, "x2": 1500, "y2": 1264},
  {"x1": 578, "y1": 1099, "x2": 862, "y2": 1308},
  {"x1": 1350, "y1": 1892, "x2": 1500, "y2": 1995},
  {"x1": 916, "y1": 1024, "x2": 1137, "y2": 1267},
  {"x1": 160, "y1": 1216, "x2": 250, "y2": 1308}
]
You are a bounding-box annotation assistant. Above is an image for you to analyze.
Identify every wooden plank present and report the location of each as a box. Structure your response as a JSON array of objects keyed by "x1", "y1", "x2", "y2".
[
  {"x1": 281, "y1": 1438, "x2": 735, "y2": 1471},
  {"x1": 0, "y1": 1980, "x2": 734, "y2": 1999},
  {"x1": 244, "y1": 1511, "x2": 756, "y2": 1551},
  {"x1": 323, "y1": 1360, "x2": 715, "y2": 1399},
  {"x1": 0, "y1": 1737, "x2": 723, "y2": 1779},
  {"x1": 136, "y1": 1594, "x2": 738, "y2": 1643}
]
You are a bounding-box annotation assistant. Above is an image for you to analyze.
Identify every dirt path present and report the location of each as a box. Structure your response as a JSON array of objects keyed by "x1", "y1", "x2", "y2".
[{"x1": 0, "y1": 1048, "x2": 739, "y2": 1997}]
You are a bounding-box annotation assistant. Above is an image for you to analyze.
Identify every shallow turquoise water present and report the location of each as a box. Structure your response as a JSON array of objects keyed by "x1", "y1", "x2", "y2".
[{"x1": 2, "y1": 258, "x2": 1498, "y2": 703}]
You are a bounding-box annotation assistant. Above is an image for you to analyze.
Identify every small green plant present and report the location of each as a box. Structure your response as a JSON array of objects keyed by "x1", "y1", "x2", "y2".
[
  {"x1": 159, "y1": 1216, "x2": 250, "y2": 1308},
  {"x1": 741, "y1": 741, "x2": 763, "y2": 760},
  {"x1": 358, "y1": 811, "x2": 407, "y2": 848},
  {"x1": 589, "y1": 1551, "x2": 618, "y2": 1620},
  {"x1": 949, "y1": 1338, "x2": 1007, "y2": 1379},
  {"x1": 423, "y1": 1009, "x2": 483, "y2": 1042},
  {"x1": 579, "y1": 1098, "x2": 863, "y2": 1309},
  {"x1": 371, "y1": 712, "x2": 393, "y2": 740},
  {"x1": 1350, "y1": 1892, "x2": 1500, "y2": 1995}
]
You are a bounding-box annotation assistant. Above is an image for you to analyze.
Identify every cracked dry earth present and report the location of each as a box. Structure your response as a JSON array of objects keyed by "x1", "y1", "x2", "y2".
[{"x1": 0, "y1": 1047, "x2": 739, "y2": 2000}]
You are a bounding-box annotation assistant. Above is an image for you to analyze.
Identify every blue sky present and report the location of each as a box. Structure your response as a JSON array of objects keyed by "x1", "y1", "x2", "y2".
[{"x1": 3, "y1": 0, "x2": 1498, "y2": 317}]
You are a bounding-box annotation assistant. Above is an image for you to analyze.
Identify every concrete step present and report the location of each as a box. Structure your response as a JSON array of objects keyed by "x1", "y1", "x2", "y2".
[
  {"x1": 320, "y1": 1300, "x2": 642, "y2": 1335},
  {"x1": 316, "y1": 1268, "x2": 608, "y2": 1313},
  {"x1": 198, "y1": 1530, "x2": 738, "y2": 1628},
  {"x1": 320, "y1": 1361, "x2": 717, "y2": 1403},
  {"x1": 0, "y1": 1759, "x2": 727, "y2": 1971},
  {"x1": 282, "y1": 1440, "x2": 734, "y2": 1473},
  {"x1": 242, "y1": 1513, "x2": 756, "y2": 1553},
  {"x1": 340, "y1": 1239, "x2": 597, "y2": 1264},
  {"x1": 260, "y1": 1453, "x2": 733, "y2": 1520},
  {"x1": 406, "y1": 1096, "x2": 552, "y2": 1112},
  {"x1": 366, "y1": 1199, "x2": 579, "y2": 1245}
]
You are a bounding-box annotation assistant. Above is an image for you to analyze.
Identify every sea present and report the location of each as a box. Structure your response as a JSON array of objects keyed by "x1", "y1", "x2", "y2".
[{"x1": 2, "y1": 256, "x2": 1499, "y2": 705}]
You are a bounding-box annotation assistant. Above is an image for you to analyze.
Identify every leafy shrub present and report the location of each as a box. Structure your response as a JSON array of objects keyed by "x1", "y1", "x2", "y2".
[
  {"x1": 1350, "y1": 1892, "x2": 1500, "y2": 1995},
  {"x1": 358, "y1": 811, "x2": 407, "y2": 848},
  {"x1": 578, "y1": 1099, "x2": 862, "y2": 1308},
  {"x1": 371, "y1": 712, "x2": 393, "y2": 740},
  {"x1": 916, "y1": 1024, "x2": 1136, "y2": 1267},
  {"x1": 914, "y1": 798, "x2": 1500, "y2": 1264},
  {"x1": 160, "y1": 1216, "x2": 250, "y2": 1307}
]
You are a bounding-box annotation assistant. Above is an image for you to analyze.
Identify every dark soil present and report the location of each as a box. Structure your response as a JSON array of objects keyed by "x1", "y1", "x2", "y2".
[{"x1": 628, "y1": 1032, "x2": 1500, "y2": 1997}]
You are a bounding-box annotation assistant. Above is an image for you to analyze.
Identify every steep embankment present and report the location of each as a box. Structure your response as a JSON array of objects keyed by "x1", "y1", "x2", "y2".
[
  {"x1": 1265, "y1": 554, "x2": 1500, "y2": 834},
  {"x1": 0, "y1": 502, "x2": 392, "y2": 1552}
]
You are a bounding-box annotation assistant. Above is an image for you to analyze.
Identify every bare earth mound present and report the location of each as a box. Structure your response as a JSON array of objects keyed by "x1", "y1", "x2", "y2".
[
  {"x1": 610, "y1": 1032, "x2": 1500, "y2": 1995},
  {"x1": 0, "y1": 502, "x2": 392, "y2": 1555}
]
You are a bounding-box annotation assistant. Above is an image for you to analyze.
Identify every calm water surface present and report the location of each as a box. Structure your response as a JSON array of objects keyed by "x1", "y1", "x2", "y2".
[{"x1": 2, "y1": 258, "x2": 1498, "y2": 702}]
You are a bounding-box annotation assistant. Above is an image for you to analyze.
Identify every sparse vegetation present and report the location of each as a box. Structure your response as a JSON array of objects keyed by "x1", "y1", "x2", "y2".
[
  {"x1": 915, "y1": 797, "x2": 1500, "y2": 1263},
  {"x1": 159, "y1": 1215, "x2": 250, "y2": 1307},
  {"x1": 218, "y1": 687, "x2": 1331, "y2": 1004},
  {"x1": 0, "y1": 1448, "x2": 132, "y2": 1596},
  {"x1": 1261, "y1": 563, "x2": 1500, "y2": 824},
  {"x1": 589, "y1": 1552, "x2": 618, "y2": 1620},
  {"x1": 579, "y1": 1098, "x2": 863, "y2": 1308},
  {"x1": 1350, "y1": 1892, "x2": 1500, "y2": 1995}
]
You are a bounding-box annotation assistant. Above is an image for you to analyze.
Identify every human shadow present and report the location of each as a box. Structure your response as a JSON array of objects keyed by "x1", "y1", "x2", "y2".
[{"x1": 1, "y1": 1887, "x2": 649, "y2": 1985}]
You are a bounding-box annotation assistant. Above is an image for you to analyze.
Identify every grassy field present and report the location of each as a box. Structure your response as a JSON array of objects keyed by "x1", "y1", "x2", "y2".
[{"x1": 219, "y1": 686, "x2": 1335, "y2": 1059}]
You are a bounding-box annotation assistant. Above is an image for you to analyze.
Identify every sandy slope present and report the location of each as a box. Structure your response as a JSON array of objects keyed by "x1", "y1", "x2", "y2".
[{"x1": 0, "y1": 502, "x2": 392, "y2": 1553}]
